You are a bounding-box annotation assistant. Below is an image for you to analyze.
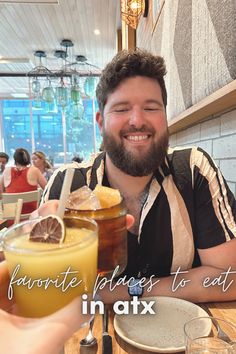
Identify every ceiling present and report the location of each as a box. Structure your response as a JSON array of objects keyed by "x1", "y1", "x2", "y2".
[{"x1": 0, "y1": 0, "x2": 121, "y2": 99}]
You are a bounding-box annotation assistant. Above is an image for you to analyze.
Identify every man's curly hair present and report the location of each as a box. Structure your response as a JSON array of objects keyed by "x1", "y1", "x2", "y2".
[{"x1": 96, "y1": 48, "x2": 167, "y2": 115}]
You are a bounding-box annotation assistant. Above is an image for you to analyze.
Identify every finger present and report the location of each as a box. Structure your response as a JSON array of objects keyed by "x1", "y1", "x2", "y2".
[
  {"x1": 126, "y1": 214, "x2": 134, "y2": 230},
  {"x1": 36, "y1": 296, "x2": 91, "y2": 345}
]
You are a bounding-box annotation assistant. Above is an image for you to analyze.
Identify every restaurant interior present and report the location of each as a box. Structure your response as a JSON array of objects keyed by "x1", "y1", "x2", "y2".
[{"x1": 0, "y1": 1, "x2": 236, "y2": 353}]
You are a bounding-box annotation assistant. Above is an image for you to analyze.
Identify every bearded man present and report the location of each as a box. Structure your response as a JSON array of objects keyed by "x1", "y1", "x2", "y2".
[{"x1": 42, "y1": 49, "x2": 236, "y2": 303}]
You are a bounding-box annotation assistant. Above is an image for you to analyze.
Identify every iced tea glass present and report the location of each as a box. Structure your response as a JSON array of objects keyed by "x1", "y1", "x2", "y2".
[
  {"x1": 66, "y1": 199, "x2": 127, "y2": 277},
  {"x1": 1, "y1": 215, "x2": 98, "y2": 318}
]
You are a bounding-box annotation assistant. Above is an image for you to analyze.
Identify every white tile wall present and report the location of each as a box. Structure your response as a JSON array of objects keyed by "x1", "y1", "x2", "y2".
[
  {"x1": 176, "y1": 124, "x2": 201, "y2": 145},
  {"x1": 197, "y1": 140, "x2": 212, "y2": 155},
  {"x1": 220, "y1": 110, "x2": 236, "y2": 136},
  {"x1": 227, "y1": 182, "x2": 236, "y2": 196},
  {"x1": 200, "y1": 118, "x2": 220, "y2": 140},
  {"x1": 170, "y1": 107, "x2": 236, "y2": 195},
  {"x1": 213, "y1": 135, "x2": 236, "y2": 159},
  {"x1": 169, "y1": 133, "x2": 177, "y2": 147},
  {"x1": 219, "y1": 159, "x2": 236, "y2": 181}
]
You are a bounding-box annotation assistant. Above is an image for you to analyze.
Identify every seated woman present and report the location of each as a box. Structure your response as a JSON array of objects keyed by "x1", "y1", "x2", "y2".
[
  {"x1": 0, "y1": 148, "x2": 47, "y2": 220},
  {"x1": 31, "y1": 151, "x2": 54, "y2": 181}
]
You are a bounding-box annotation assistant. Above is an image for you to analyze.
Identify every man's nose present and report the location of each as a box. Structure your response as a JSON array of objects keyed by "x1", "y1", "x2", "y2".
[{"x1": 129, "y1": 108, "x2": 144, "y2": 128}]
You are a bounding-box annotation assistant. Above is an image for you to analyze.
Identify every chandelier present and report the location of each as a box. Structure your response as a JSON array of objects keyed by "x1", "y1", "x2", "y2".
[
  {"x1": 27, "y1": 39, "x2": 100, "y2": 119},
  {"x1": 120, "y1": 0, "x2": 149, "y2": 29}
]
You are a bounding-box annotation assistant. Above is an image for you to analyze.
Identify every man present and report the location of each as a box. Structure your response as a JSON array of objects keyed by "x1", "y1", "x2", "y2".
[
  {"x1": 43, "y1": 49, "x2": 236, "y2": 303},
  {"x1": 0, "y1": 152, "x2": 9, "y2": 174}
]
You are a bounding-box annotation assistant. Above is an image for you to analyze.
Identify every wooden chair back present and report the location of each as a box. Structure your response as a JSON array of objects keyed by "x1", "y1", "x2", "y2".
[
  {"x1": 2, "y1": 189, "x2": 41, "y2": 220},
  {"x1": 2, "y1": 198, "x2": 23, "y2": 224},
  {"x1": 2, "y1": 189, "x2": 41, "y2": 204}
]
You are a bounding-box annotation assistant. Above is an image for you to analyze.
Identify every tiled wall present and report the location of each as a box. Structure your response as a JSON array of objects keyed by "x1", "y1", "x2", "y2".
[
  {"x1": 169, "y1": 108, "x2": 236, "y2": 196},
  {"x1": 137, "y1": 0, "x2": 236, "y2": 196}
]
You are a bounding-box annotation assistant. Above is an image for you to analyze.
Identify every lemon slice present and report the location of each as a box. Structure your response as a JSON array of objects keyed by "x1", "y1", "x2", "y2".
[
  {"x1": 29, "y1": 215, "x2": 65, "y2": 244},
  {"x1": 94, "y1": 185, "x2": 122, "y2": 208}
]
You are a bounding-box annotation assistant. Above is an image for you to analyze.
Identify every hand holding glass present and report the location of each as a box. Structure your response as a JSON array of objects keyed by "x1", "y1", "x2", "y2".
[{"x1": 1, "y1": 216, "x2": 98, "y2": 318}]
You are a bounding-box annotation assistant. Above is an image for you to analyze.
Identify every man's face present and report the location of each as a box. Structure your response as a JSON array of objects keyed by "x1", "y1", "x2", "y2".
[
  {"x1": 0, "y1": 157, "x2": 8, "y2": 172},
  {"x1": 96, "y1": 76, "x2": 169, "y2": 176}
]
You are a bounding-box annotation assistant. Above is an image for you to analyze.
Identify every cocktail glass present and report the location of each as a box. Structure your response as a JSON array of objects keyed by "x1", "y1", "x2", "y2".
[
  {"x1": 66, "y1": 198, "x2": 127, "y2": 278},
  {"x1": 1, "y1": 215, "x2": 98, "y2": 318}
]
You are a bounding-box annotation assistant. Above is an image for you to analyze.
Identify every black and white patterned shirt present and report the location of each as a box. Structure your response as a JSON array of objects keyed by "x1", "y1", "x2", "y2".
[{"x1": 42, "y1": 147, "x2": 236, "y2": 278}]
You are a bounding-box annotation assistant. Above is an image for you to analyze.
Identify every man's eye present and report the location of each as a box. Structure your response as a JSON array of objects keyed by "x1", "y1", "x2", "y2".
[
  {"x1": 145, "y1": 108, "x2": 159, "y2": 111},
  {"x1": 114, "y1": 108, "x2": 129, "y2": 112}
]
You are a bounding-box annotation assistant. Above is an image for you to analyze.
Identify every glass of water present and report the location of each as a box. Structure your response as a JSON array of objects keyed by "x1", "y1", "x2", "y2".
[{"x1": 184, "y1": 316, "x2": 236, "y2": 353}]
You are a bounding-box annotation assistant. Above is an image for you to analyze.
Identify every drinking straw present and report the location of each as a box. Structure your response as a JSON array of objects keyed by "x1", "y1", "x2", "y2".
[{"x1": 57, "y1": 168, "x2": 75, "y2": 219}]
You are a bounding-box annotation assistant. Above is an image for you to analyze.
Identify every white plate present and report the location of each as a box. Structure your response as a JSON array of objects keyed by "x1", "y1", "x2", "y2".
[{"x1": 114, "y1": 296, "x2": 209, "y2": 353}]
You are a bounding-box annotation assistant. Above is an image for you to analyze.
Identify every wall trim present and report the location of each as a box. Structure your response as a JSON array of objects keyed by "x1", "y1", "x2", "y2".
[{"x1": 168, "y1": 80, "x2": 236, "y2": 134}]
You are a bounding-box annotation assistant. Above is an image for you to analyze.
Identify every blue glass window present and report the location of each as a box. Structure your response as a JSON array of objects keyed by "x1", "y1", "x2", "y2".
[{"x1": 1, "y1": 99, "x2": 102, "y2": 167}]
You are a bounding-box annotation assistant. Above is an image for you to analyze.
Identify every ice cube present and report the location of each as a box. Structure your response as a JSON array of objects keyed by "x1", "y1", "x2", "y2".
[{"x1": 66, "y1": 186, "x2": 101, "y2": 210}]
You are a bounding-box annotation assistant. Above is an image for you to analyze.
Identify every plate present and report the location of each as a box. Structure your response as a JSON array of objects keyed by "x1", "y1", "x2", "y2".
[{"x1": 114, "y1": 296, "x2": 209, "y2": 353}]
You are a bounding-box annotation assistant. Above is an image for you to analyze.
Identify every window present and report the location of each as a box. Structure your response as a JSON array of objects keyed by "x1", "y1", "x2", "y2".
[{"x1": 0, "y1": 99, "x2": 102, "y2": 167}]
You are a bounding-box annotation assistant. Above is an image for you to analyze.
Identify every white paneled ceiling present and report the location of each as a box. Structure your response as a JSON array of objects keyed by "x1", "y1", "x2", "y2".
[{"x1": 0, "y1": 0, "x2": 121, "y2": 98}]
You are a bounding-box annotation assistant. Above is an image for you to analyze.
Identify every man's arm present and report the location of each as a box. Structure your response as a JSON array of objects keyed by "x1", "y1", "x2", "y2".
[{"x1": 99, "y1": 239, "x2": 236, "y2": 304}]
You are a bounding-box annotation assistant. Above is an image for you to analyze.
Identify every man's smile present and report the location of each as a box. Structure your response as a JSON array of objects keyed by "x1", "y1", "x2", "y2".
[{"x1": 122, "y1": 132, "x2": 153, "y2": 145}]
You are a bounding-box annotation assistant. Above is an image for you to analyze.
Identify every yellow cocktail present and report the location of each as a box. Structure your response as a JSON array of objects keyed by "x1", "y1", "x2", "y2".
[{"x1": 2, "y1": 216, "x2": 98, "y2": 317}]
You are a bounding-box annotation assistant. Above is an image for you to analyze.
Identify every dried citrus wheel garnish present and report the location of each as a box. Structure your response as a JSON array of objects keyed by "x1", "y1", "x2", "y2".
[
  {"x1": 94, "y1": 185, "x2": 122, "y2": 208},
  {"x1": 29, "y1": 215, "x2": 65, "y2": 244}
]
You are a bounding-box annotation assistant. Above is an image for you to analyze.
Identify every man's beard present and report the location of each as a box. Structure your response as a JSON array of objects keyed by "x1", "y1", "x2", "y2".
[{"x1": 102, "y1": 128, "x2": 169, "y2": 177}]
